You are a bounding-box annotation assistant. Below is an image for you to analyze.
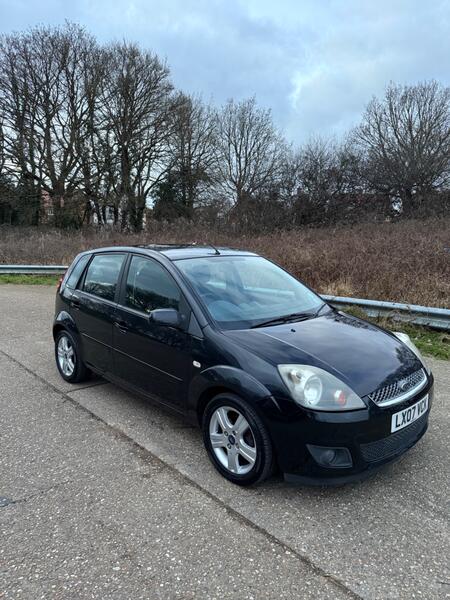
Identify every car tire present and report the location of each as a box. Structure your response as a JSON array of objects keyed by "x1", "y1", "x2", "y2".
[
  {"x1": 55, "y1": 330, "x2": 90, "y2": 383},
  {"x1": 202, "y1": 393, "x2": 275, "y2": 486}
]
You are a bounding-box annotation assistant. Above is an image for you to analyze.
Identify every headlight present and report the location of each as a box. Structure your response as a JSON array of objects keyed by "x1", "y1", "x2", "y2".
[
  {"x1": 392, "y1": 332, "x2": 430, "y2": 374},
  {"x1": 277, "y1": 365, "x2": 366, "y2": 411}
]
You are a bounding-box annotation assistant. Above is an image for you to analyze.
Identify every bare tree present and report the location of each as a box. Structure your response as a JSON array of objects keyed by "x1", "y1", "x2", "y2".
[
  {"x1": 0, "y1": 24, "x2": 104, "y2": 224},
  {"x1": 74, "y1": 47, "x2": 110, "y2": 226},
  {"x1": 0, "y1": 117, "x2": 5, "y2": 177},
  {"x1": 0, "y1": 30, "x2": 41, "y2": 205},
  {"x1": 98, "y1": 42, "x2": 174, "y2": 231},
  {"x1": 298, "y1": 137, "x2": 360, "y2": 202},
  {"x1": 213, "y1": 97, "x2": 286, "y2": 210},
  {"x1": 0, "y1": 23, "x2": 101, "y2": 226},
  {"x1": 278, "y1": 137, "x2": 367, "y2": 226},
  {"x1": 166, "y1": 93, "x2": 217, "y2": 217},
  {"x1": 2, "y1": 22, "x2": 449, "y2": 231},
  {"x1": 276, "y1": 148, "x2": 302, "y2": 205},
  {"x1": 354, "y1": 81, "x2": 450, "y2": 210},
  {"x1": 0, "y1": 28, "x2": 175, "y2": 230}
]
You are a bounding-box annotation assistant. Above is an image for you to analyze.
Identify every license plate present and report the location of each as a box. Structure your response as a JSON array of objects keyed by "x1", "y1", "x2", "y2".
[{"x1": 391, "y1": 395, "x2": 429, "y2": 433}]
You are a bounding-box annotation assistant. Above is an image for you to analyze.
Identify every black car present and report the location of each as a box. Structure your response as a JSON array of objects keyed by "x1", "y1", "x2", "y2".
[{"x1": 53, "y1": 245, "x2": 433, "y2": 486}]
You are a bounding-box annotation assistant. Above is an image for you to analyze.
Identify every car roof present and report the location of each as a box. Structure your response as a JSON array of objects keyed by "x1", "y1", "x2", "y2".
[{"x1": 82, "y1": 244, "x2": 258, "y2": 261}]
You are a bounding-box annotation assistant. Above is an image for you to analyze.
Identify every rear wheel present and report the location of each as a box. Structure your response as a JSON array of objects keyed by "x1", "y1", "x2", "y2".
[
  {"x1": 55, "y1": 330, "x2": 90, "y2": 383},
  {"x1": 202, "y1": 393, "x2": 274, "y2": 486}
]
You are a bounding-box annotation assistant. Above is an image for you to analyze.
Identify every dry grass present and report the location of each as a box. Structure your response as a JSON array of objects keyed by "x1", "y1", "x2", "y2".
[{"x1": 0, "y1": 217, "x2": 449, "y2": 308}]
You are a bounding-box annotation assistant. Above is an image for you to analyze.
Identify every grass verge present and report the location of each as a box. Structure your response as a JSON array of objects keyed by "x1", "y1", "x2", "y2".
[
  {"x1": 343, "y1": 306, "x2": 449, "y2": 361},
  {"x1": 0, "y1": 274, "x2": 60, "y2": 285}
]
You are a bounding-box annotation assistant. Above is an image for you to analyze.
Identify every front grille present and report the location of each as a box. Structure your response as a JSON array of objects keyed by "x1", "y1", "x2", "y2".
[
  {"x1": 360, "y1": 414, "x2": 428, "y2": 463},
  {"x1": 368, "y1": 369, "x2": 426, "y2": 407}
]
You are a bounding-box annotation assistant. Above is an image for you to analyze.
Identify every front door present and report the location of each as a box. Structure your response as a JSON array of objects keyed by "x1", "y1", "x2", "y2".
[
  {"x1": 71, "y1": 252, "x2": 126, "y2": 373},
  {"x1": 112, "y1": 255, "x2": 192, "y2": 412}
]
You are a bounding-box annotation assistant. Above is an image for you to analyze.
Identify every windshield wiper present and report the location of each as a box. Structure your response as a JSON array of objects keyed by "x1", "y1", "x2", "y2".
[
  {"x1": 250, "y1": 302, "x2": 328, "y2": 329},
  {"x1": 250, "y1": 312, "x2": 314, "y2": 329},
  {"x1": 312, "y1": 301, "x2": 328, "y2": 318}
]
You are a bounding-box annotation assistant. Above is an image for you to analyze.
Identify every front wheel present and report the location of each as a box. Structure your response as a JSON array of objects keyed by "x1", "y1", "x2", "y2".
[
  {"x1": 202, "y1": 393, "x2": 275, "y2": 486},
  {"x1": 55, "y1": 330, "x2": 90, "y2": 383}
]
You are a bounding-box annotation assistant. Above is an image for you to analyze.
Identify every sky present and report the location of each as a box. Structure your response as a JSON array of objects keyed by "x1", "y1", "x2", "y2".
[{"x1": 1, "y1": 0, "x2": 449, "y2": 144}]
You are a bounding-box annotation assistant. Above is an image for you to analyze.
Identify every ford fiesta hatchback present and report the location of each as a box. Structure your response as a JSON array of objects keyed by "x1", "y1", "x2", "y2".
[{"x1": 53, "y1": 245, "x2": 433, "y2": 485}]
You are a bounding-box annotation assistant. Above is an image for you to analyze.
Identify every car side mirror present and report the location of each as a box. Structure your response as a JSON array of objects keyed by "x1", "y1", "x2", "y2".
[{"x1": 149, "y1": 308, "x2": 181, "y2": 328}]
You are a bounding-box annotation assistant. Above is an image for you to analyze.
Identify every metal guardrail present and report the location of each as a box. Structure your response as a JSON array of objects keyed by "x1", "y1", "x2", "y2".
[
  {"x1": 0, "y1": 264, "x2": 67, "y2": 275},
  {"x1": 0, "y1": 264, "x2": 449, "y2": 331},
  {"x1": 322, "y1": 295, "x2": 450, "y2": 331}
]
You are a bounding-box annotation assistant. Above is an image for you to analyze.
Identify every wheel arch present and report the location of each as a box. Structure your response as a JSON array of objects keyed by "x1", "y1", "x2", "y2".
[
  {"x1": 53, "y1": 310, "x2": 79, "y2": 340},
  {"x1": 53, "y1": 322, "x2": 65, "y2": 339},
  {"x1": 52, "y1": 312, "x2": 85, "y2": 364},
  {"x1": 195, "y1": 385, "x2": 235, "y2": 426},
  {"x1": 188, "y1": 365, "x2": 280, "y2": 426}
]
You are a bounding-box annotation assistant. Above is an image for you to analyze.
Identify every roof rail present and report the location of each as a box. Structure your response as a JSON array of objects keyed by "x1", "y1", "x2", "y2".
[{"x1": 133, "y1": 242, "x2": 221, "y2": 254}]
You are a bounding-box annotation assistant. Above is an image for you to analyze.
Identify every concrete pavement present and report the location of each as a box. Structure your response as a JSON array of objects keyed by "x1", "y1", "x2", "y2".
[{"x1": 0, "y1": 285, "x2": 449, "y2": 599}]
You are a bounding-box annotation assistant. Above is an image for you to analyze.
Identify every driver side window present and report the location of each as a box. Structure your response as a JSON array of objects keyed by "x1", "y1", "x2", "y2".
[{"x1": 125, "y1": 256, "x2": 181, "y2": 314}]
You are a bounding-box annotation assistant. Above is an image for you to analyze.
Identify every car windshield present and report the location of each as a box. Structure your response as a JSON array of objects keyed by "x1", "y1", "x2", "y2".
[{"x1": 176, "y1": 255, "x2": 325, "y2": 330}]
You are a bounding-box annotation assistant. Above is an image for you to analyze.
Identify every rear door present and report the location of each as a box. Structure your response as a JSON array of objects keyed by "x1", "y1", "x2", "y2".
[
  {"x1": 70, "y1": 252, "x2": 126, "y2": 374},
  {"x1": 112, "y1": 254, "x2": 193, "y2": 412}
]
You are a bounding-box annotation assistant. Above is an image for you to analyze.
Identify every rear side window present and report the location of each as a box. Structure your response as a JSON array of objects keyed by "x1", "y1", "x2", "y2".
[
  {"x1": 125, "y1": 256, "x2": 181, "y2": 314},
  {"x1": 65, "y1": 255, "x2": 90, "y2": 289},
  {"x1": 83, "y1": 254, "x2": 125, "y2": 301}
]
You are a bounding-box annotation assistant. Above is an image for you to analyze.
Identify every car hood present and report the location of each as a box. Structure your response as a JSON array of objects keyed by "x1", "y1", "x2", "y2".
[{"x1": 224, "y1": 311, "x2": 422, "y2": 398}]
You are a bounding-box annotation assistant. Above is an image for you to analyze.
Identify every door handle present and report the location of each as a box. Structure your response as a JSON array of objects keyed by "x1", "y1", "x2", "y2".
[
  {"x1": 71, "y1": 297, "x2": 80, "y2": 308},
  {"x1": 114, "y1": 319, "x2": 128, "y2": 333}
]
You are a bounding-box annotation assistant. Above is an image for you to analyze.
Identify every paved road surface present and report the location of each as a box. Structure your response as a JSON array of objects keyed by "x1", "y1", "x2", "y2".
[{"x1": 0, "y1": 285, "x2": 449, "y2": 599}]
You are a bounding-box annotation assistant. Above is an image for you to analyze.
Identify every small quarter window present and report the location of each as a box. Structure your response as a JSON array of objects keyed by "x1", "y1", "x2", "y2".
[
  {"x1": 83, "y1": 254, "x2": 125, "y2": 301},
  {"x1": 125, "y1": 256, "x2": 181, "y2": 314},
  {"x1": 65, "y1": 255, "x2": 90, "y2": 289}
]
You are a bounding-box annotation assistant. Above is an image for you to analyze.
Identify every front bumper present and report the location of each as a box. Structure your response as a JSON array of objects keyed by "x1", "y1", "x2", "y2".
[{"x1": 266, "y1": 378, "x2": 434, "y2": 484}]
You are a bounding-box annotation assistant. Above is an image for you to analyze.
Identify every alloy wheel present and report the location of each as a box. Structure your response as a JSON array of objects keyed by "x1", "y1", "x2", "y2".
[
  {"x1": 57, "y1": 335, "x2": 75, "y2": 377},
  {"x1": 209, "y1": 406, "x2": 257, "y2": 475}
]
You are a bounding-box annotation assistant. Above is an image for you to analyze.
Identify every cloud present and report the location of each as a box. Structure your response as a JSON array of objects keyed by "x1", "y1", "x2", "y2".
[
  {"x1": 0, "y1": 0, "x2": 449, "y2": 143},
  {"x1": 286, "y1": 0, "x2": 450, "y2": 139}
]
